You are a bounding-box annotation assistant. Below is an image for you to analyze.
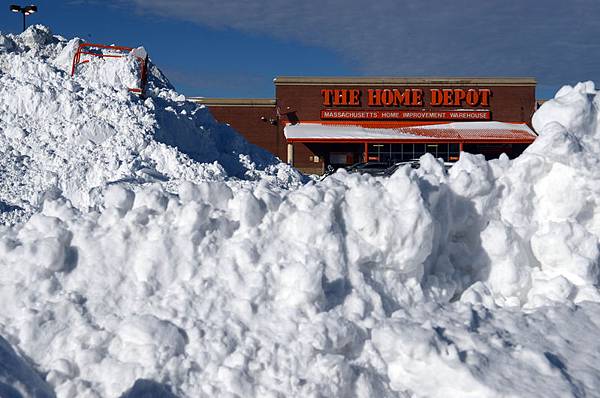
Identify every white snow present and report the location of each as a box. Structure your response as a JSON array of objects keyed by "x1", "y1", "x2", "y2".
[
  {"x1": 1, "y1": 25, "x2": 600, "y2": 397},
  {"x1": 284, "y1": 121, "x2": 536, "y2": 141},
  {"x1": 0, "y1": 25, "x2": 303, "y2": 225},
  {"x1": 285, "y1": 122, "x2": 425, "y2": 140}
]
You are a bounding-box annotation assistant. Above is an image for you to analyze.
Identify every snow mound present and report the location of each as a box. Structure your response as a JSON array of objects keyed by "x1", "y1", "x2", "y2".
[
  {"x1": 2, "y1": 161, "x2": 600, "y2": 396},
  {"x1": 2, "y1": 25, "x2": 600, "y2": 398},
  {"x1": 0, "y1": 25, "x2": 303, "y2": 225}
]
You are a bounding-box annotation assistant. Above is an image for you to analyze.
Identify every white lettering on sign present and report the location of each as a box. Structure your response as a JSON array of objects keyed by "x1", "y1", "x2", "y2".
[
  {"x1": 320, "y1": 109, "x2": 491, "y2": 120},
  {"x1": 448, "y1": 112, "x2": 489, "y2": 119}
]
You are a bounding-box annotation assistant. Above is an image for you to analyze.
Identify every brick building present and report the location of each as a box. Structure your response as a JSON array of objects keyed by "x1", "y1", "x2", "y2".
[{"x1": 191, "y1": 77, "x2": 537, "y2": 174}]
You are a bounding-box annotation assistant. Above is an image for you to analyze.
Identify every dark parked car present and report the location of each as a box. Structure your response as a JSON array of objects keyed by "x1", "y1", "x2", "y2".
[
  {"x1": 319, "y1": 162, "x2": 390, "y2": 180},
  {"x1": 345, "y1": 162, "x2": 390, "y2": 176},
  {"x1": 321, "y1": 160, "x2": 455, "y2": 180},
  {"x1": 383, "y1": 160, "x2": 420, "y2": 176},
  {"x1": 384, "y1": 160, "x2": 455, "y2": 176}
]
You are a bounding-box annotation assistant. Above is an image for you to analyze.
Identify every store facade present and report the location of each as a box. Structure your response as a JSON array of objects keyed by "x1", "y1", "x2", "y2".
[{"x1": 192, "y1": 77, "x2": 537, "y2": 174}]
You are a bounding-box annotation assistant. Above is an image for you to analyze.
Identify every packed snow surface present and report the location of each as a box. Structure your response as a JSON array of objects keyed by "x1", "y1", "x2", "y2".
[{"x1": 2, "y1": 26, "x2": 600, "y2": 397}]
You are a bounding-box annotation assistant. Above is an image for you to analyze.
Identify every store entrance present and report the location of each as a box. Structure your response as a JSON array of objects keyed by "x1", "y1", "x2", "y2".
[
  {"x1": 325, "y1": 143, "x2": 365, "y2": 168},
  {"x1": 367, "y1": 143, "x2": 461, "y2": 163}
]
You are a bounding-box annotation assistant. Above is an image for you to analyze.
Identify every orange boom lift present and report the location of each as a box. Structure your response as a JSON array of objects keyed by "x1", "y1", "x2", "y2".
[{"x1": 70, "y1": 42, "x2": 149, "y2": 95}]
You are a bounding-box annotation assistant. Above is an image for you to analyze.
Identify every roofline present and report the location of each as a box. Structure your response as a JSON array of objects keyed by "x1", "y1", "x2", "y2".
[
  {"x1": 285, "y1": 137, "x2": 537, "y2": 144},
  {"x1": 188, "y1": 97, "x2": 276, "y2": 107},
  {"x1": 274, "y1": 76, "x2": 537, "y2": 86}
]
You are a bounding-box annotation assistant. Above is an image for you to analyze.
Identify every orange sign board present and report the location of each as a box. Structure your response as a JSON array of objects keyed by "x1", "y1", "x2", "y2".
[{"x1": 321, "y1": 88, "x2": 491, "y2": 107}]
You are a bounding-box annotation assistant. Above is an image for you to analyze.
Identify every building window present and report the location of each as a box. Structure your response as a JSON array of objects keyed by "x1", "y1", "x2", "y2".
[{"x1": 367, "y1": 142, "x2": 460, "y2": 163}]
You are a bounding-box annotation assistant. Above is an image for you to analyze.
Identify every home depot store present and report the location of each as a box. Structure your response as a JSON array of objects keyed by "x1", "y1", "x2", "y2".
[{"x1": 191, "y1": 77, "x2": 537, "y2": 174}]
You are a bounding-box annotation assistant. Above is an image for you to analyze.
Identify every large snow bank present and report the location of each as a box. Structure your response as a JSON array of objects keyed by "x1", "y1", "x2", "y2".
[
  {"x1": 2, "y1": 25, "x2": 600, "y2": 398},
  {"x1": 3, "y1": 161, "x2": 600, "y2": 397},
  {"x1": 0, "y1": 25, "x2": 302, "y2": 225}
]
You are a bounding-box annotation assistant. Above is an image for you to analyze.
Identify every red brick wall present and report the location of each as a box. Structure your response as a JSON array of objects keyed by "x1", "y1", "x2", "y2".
[{"x1": 206, "y1": 105, "x2": 284, "y2": 160}]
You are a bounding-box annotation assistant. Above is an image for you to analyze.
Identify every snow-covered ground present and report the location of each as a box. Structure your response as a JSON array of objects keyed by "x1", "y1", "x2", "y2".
[{"x1": 2, "y1": 25, "x2": 600, "y2": 397}]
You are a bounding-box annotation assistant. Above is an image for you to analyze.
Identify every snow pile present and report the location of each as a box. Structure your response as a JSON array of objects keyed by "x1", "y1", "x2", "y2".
[
  {"x1": 3, "y1": 145, "x2": 600, "y2": 396},
  {"x1": 0, "y1": 25, "x2": 302, "y2": 225},
  {"x1": 2, "y1": 25, "x2": 600, "y2": 398},
  {"x1": 451, "y1": 81, "x2": 600, "y2": 308}
]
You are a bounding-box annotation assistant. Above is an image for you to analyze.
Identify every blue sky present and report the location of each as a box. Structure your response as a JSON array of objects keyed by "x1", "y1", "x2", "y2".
[{"x1": 2, "y1": 1, "x2": 599, "y2": 99}]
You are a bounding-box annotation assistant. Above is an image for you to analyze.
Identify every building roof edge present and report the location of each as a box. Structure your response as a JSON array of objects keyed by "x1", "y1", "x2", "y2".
[
  {"x1": 188, "y1": 97, "x2": 276, "y2": 106},
  {"x1": 273, "y1": 76, "x2": 537, "y2": 86}
]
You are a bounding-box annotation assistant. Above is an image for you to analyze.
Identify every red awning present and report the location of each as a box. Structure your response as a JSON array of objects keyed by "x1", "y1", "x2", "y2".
[{"x1": 284, "y1": 121, "x2": 537, "y2": 143}]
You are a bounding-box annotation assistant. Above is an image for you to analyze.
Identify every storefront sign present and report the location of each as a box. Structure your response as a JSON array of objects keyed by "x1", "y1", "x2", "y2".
[
  {"x1": 320, "y1": 109, "x2": 491, "y2": 120},
  {"x1": 321, "y1": 88, "x2": 491, "y2": 107}
]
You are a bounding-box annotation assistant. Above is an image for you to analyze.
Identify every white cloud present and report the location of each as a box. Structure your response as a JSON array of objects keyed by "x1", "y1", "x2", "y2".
[{"x1": 128, "y1": 0, "x2": 600, "y2": 87}]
